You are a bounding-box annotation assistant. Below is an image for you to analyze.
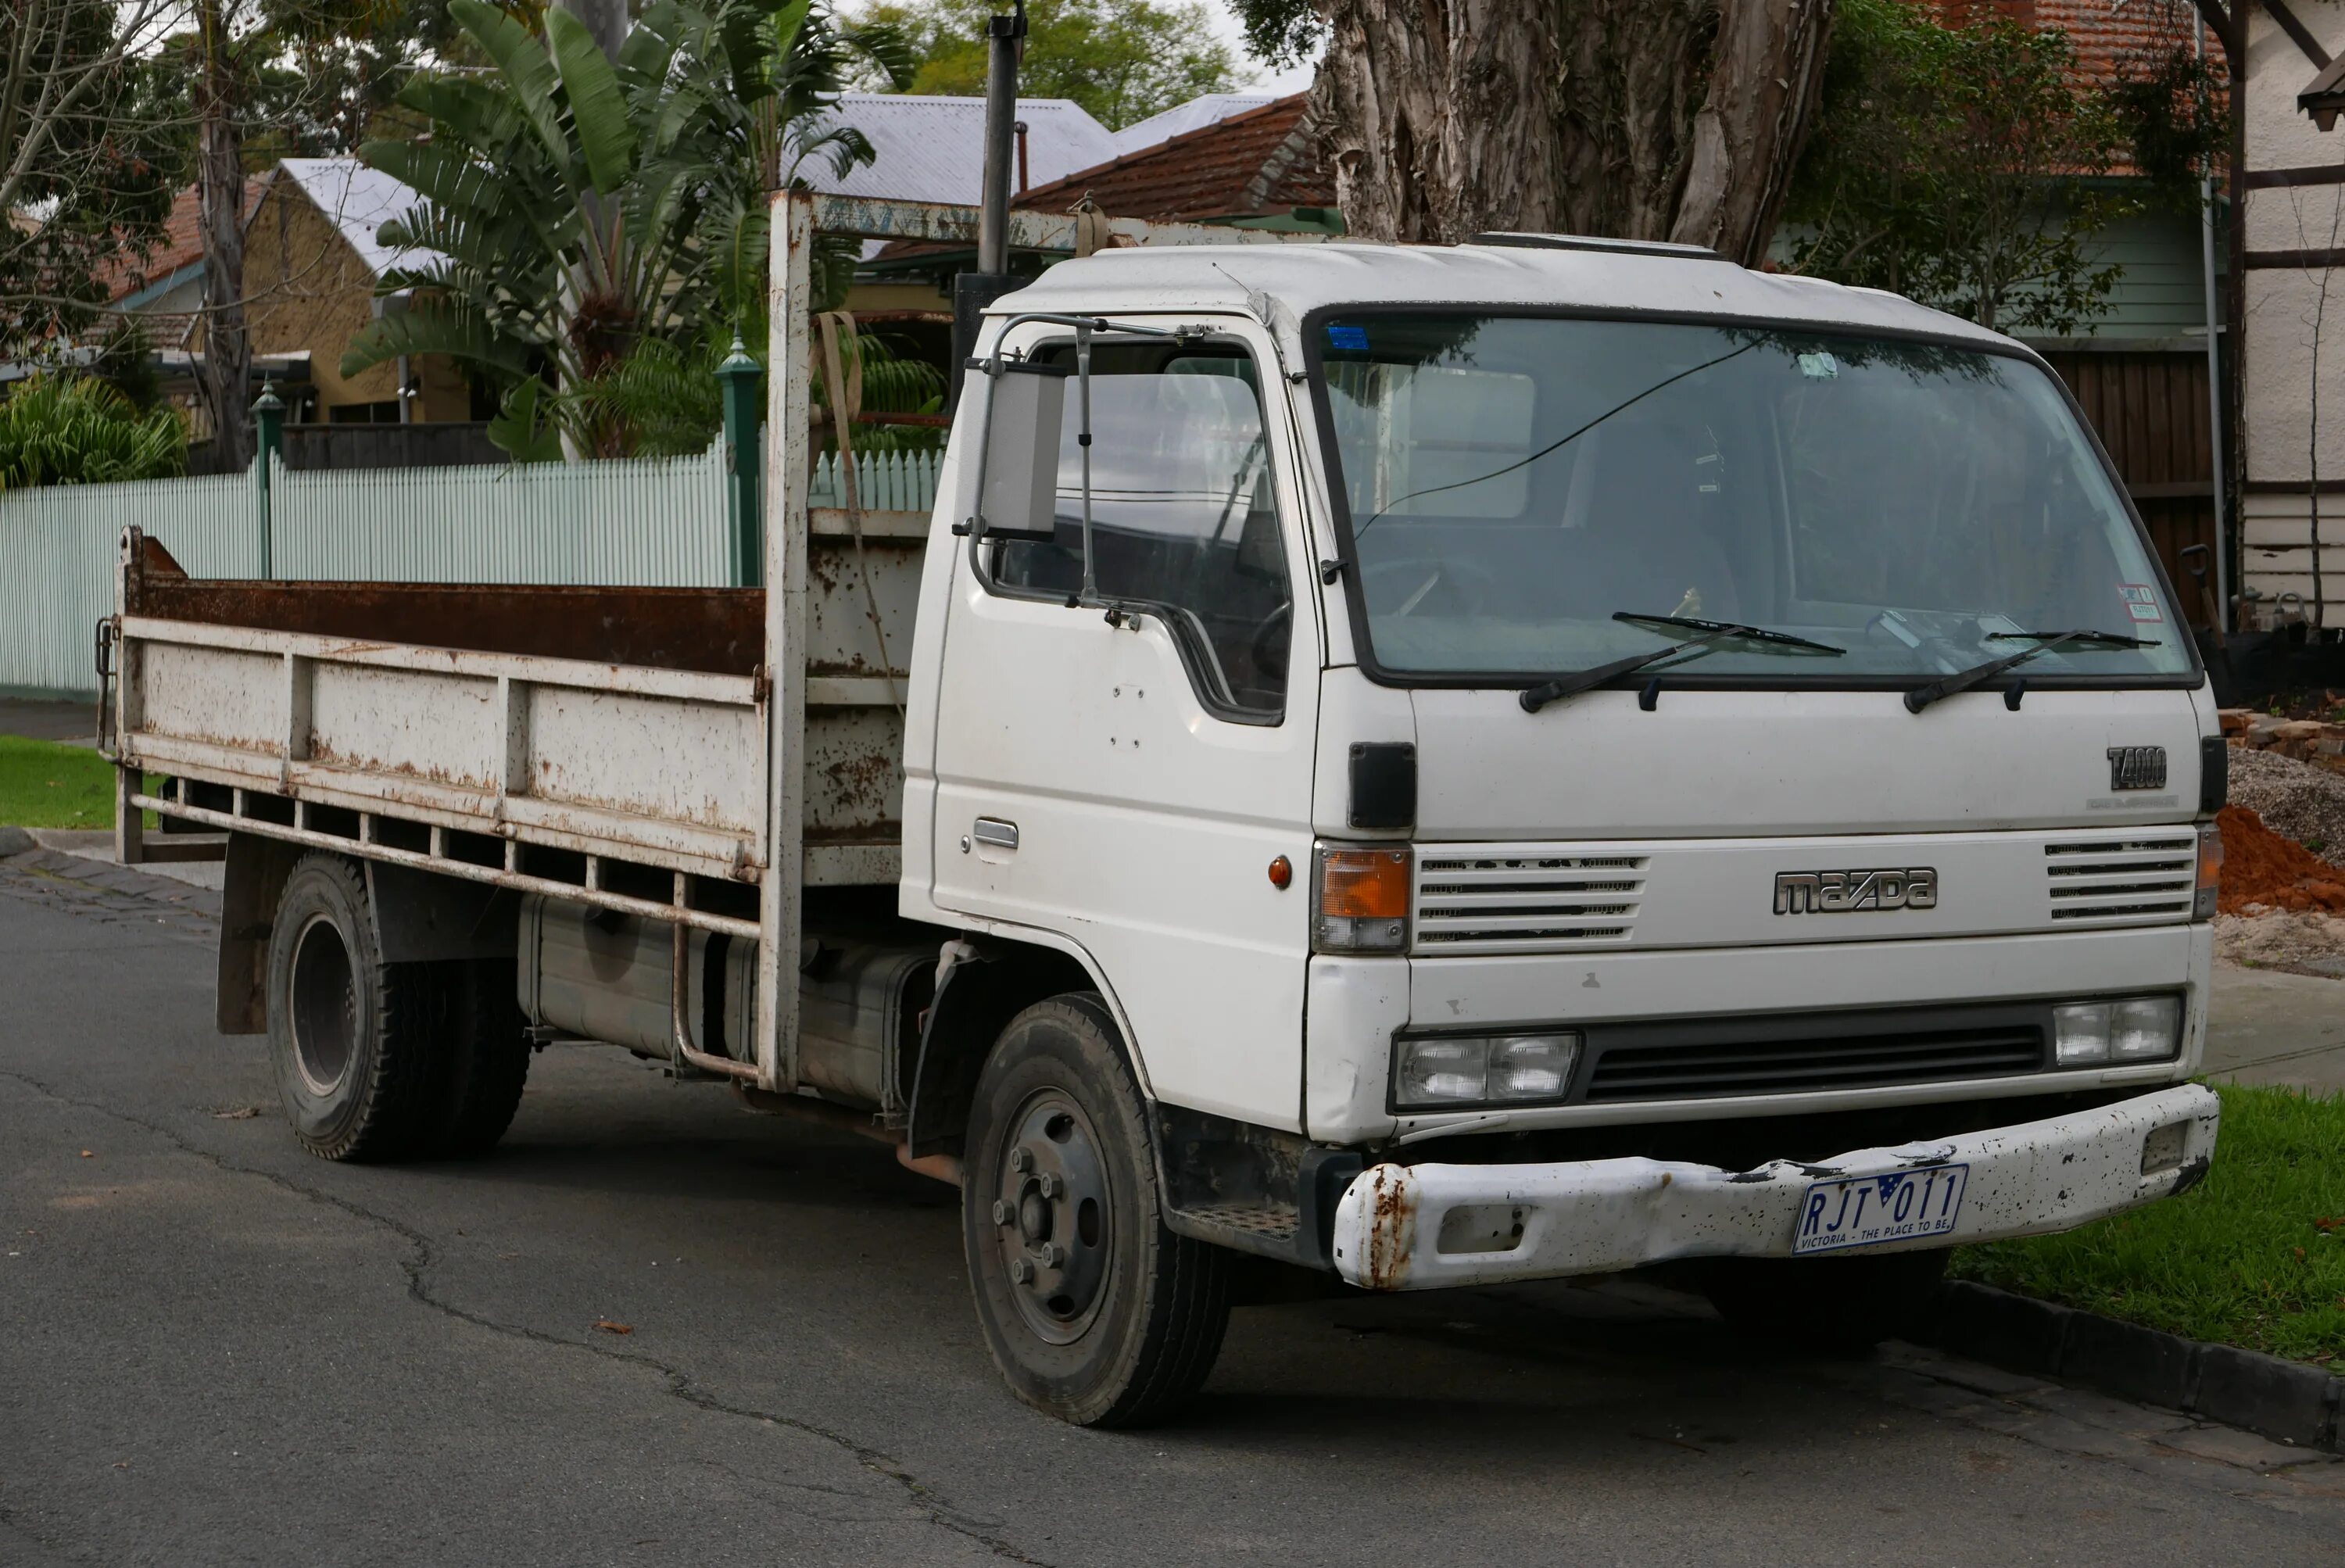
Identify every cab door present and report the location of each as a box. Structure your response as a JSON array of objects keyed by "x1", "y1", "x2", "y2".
[{"x1": 928, "y1": 320, "x2": 1320, "y2": 1129}]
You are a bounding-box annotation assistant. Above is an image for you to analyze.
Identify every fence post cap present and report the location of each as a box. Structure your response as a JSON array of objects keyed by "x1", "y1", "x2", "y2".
[
  {"x1": 249, "y1": 385, "x2": 285, "y2": 413},
  {"x1": 716, "y1": 336, "x2": 759, "y2": 378}
]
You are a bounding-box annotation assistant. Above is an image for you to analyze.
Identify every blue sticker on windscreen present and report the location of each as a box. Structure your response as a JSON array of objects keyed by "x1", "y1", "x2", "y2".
[{"x1": 1326, "y1": 324, "x2": 1369, "y2": 351}]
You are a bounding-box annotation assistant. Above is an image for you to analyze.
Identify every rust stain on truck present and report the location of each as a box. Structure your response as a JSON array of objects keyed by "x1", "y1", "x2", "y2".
[{"x1": 1360, "y1": 1164, "x2": 1416, "y2": 1292}]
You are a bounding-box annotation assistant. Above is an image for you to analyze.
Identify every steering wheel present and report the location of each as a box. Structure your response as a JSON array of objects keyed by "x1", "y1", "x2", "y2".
[{"x1": 1359, "y1": 555, "x2": 1505, "y2": 618}]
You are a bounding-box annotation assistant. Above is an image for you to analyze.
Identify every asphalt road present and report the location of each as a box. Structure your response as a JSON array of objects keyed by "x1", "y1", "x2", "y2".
[{"x1": 4, "y1": 850, "x2": 2342, "y2": 1568}]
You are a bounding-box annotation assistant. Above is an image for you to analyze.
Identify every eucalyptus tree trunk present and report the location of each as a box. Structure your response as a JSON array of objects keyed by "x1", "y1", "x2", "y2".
[
  {"x1": 193, "y1": 0, "x2": 251, "y2": 470},
  {"x1": 1312, "y1": 0, "x2": 1835, "y2": 265},
  {"x1": 553, "y1": 0, "x2": 631, "y2": 460},
  {"x1": 557, "y1": 0, "x2": 628, "y2": 63}
]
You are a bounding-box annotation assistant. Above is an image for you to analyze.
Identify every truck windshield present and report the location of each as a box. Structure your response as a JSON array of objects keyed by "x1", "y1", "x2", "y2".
[{"x1": 1313, "y1": 314, "x2": 2196, "y2": 686}]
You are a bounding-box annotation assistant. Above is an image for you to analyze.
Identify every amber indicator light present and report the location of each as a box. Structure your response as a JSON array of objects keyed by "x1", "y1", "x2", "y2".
[{"x1": 1319, "y1": 849, "x2": 1409, "y2": 918}]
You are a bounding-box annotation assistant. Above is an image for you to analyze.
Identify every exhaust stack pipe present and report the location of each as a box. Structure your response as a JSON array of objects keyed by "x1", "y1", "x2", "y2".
[
  {"x1": 976, "y1": 5, "x2": 1022, "y2": 275},
  {"x1": 952, "y1": 1, "x2": 1029, "y2": 410}
]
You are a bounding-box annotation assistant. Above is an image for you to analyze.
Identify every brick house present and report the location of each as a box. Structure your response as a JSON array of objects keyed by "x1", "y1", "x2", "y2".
[{"x1": 98, "y1": 158, "x2": 475, "y2": 439}]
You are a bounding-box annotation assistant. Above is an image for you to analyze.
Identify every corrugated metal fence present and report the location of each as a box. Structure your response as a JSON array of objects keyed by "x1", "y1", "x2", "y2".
[
  {"x1": 270, "y1": 445, "x2": 732, "y2": 585},
  {"x1": 1, "y1": 446, "x2": 943, "y2": 700},
  {"x1": 0, "y1": 471, "x2": 261, "y2": 697}
]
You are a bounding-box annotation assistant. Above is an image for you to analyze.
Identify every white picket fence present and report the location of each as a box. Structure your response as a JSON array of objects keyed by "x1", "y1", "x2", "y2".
[
  {"x1": 0, "y1": 446, "x2": 943, "y2": 700},
  {"x1": 809, "y1": 449, "x2": 942, "y2": 513}
]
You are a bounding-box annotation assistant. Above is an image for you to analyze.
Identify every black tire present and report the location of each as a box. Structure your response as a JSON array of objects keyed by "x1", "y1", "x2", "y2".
[
  {"x1": 421, "y1": 958, "x2": 531, "y2": 1158},
  {"x1": 265, "y1": 853, "x2": 448, "y2": 1162},
  {"x1": 962, "y1": 994, "x2": 1230, "y2": 1427},
  {"x1": 1700, "y1": 1248, "x2": 1949, "y2": 1352}
]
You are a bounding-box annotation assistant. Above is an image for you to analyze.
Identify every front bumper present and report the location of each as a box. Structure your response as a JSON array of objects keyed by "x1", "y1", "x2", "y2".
[{"x1": 1328, "y1": 1083, "x2": 2218, "y2": 1291}]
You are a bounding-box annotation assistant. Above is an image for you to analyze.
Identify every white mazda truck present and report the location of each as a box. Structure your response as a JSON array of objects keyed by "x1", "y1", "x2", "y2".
[{"x1": 111, "y1": 209, "x2": 2224, "y2": 1427}]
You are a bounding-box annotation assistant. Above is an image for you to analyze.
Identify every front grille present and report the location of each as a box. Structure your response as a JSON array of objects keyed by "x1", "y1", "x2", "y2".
[
  {"x1": 1582, "y1": 1015, "x2": 2047, "y2": 1102},
  {"x1": 2043, "y1": 835, "x2": 2197, "y2": 925},
  {"x1": 1414, "y1": 852, "x2": 1649, "y2": 952}
]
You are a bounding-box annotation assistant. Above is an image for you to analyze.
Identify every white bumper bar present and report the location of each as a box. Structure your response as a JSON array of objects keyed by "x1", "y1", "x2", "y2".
[{"x1": 1329, "y1": 1085, "x2": 2219, "y2": 1292}]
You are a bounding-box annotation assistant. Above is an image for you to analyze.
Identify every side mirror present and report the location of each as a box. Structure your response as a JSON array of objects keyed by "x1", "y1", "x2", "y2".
[{"x1": 975, "y1": 360, "x2": 1070, "y2": 543}]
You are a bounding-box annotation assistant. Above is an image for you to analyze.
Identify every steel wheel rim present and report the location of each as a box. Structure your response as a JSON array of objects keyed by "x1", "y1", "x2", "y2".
[
  {"x1": 288, "y1": 912, "x2": 357, "y2": 1097},
  {"x1": 987, "y1": 1089, "x2": 1114, "y2": 1345}
]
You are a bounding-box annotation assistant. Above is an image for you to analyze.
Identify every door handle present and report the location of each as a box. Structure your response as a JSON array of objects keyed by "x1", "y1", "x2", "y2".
[{"x1": 972, "y1": 817, "x2": 1019, "y2": 850}]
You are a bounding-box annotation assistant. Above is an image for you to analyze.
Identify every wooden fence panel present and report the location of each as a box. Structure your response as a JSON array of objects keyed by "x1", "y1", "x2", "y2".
[{"x1": 2039, "y1": 349, "x2": 2219, "y2": 623}]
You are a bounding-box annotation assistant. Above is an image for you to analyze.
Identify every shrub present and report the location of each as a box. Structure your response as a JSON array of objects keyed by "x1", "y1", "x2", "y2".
[{"x1": 0, "y1": 374, "x2": 187, "y2": 489}]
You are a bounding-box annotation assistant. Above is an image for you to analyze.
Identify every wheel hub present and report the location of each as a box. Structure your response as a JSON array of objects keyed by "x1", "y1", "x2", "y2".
[
  {"x1": 288, "y1": 913, "x2": 356, "y2": 1096},
  {"x1": 988, "y1": 1093, "x2": 1112, "y2": 1344}
]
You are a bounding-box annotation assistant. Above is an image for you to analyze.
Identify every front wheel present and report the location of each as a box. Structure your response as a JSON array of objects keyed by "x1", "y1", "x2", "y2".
[{"x1": 961, "y1": 995, "x2": 1230, "y2": 1427}]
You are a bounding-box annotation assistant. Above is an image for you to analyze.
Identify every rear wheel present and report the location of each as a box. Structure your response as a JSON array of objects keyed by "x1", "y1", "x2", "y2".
[
  {"x1": 962, "y1": 994, "x2": 1230, "y2": 1427},
  {"x1": 1700, "y1": 1248, "x2": 1949, "y2": 1352},
  {"x1": 266, "y1": 854, "x2": 446, "y2": 1162},
  {"x1": 422, "y1": 958, "x2": 531, "y2": 1158}
]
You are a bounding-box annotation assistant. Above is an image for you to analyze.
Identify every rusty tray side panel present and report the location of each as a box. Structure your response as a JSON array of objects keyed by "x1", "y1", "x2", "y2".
[{"x1": 124, "y1": 543, "x2": 765, "y2": 677}]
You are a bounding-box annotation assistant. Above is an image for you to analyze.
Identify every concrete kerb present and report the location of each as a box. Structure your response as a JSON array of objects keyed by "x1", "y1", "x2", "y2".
[
  {"x1": 0, "y1": 825, "x2": 34, "y2": 857},
  {"x1": 1923, "y1": 1280, "x2": 2343, "y2": 1453}
]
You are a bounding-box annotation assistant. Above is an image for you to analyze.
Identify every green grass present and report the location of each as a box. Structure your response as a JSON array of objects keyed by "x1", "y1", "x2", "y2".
[
  {"x1": 1953, "y1": 1083, "x2": 2345, "y2": 1367},
  {"x1": 0, "y1": 735, "x2": 145, "y2": 830}
]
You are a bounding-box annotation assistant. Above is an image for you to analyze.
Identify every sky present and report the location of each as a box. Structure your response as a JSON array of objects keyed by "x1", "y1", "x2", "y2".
[
  {"x1": 1201, "y1": 2, "x2": 1317, "y2": 95},
  {"x1": 839, "y1": 2, "x2": 1319, "y2": 98}
]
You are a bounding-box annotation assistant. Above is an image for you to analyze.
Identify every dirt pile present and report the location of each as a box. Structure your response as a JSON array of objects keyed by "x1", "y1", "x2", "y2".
[
  {"x1": 2229, "y1": 743, "x2": 2345, "y2": 855},
  {"x1": 2218, "y1": 804, "x2": 2345, "y2": 915},
  {"x1": 2214, "y1": 908, "x2": 2345, "y2": 976}
]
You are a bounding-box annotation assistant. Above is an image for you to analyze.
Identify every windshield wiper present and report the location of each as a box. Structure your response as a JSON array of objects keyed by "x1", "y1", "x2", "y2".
[
  {"x1": 1902, "y1": 628, "x2": 2154, "y2": 714},
  {"x1": 1519, "y1": 614, "x2": 1846, "y2": 714},
  {"x1": 1612, "y1": 612, "x2": 1849, "y2": 653}
]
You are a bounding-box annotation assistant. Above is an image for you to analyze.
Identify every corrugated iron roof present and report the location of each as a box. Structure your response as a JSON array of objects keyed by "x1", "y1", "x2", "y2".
[
  {"x1": 272, "y1": 158, "x2": 444, "y2": 277},
  {"x1": 804, "y1": 93, "x2": 1119, "y2": 205}
]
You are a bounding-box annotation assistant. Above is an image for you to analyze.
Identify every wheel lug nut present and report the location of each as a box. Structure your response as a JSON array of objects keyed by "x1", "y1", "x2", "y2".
[
  {"x1": 1039, "y1": 1243, "x2": 1064, "y2": 1267},
  {"x1": 1008, "y1": 1257, "x2": 1033, "y2": 1283},
  {"x1": 1037, "y1": 1172, "x2": 1059, "y2": 1198},
  {"x1": 1008, "y1": 1147, "x2": 1032, "y2": 1172},
  {"x1": 991, "y1": 1199, "x2": 1011, "y2": 1225}
]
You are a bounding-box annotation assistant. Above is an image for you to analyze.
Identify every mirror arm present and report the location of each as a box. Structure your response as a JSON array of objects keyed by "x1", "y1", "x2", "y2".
[{"x1": 1076, "y1": 323, "x2": 1097, "y2": 604}]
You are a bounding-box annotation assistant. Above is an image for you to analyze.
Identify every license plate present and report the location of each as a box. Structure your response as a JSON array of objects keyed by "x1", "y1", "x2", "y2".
[{"x1": 1791, "y1": 1164, "x2": 1968, "y2": 1256}]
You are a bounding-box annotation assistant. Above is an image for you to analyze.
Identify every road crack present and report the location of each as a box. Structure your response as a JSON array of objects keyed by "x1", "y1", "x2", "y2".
[{"x1": 0, "y1": 1065, "x2": 1055, "y2": 1566}]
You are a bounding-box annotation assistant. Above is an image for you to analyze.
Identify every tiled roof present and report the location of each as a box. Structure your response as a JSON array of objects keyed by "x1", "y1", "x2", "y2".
[
  {"x1": 1008, "y1": 93, "x2": 1332, "y2": 224},
  {"x1": 1936, "y1": 1, "x2": 2211, "y2": 82},
  {"x1": 1108, "y1": 93, "x2": 1284, "y2": 157},
  {"x1": 94, "y1": 179, "x2": 261, "y2": 303},
  {"x1": 1928, "y1": 1, "x2": 2221, "y2": 178}
]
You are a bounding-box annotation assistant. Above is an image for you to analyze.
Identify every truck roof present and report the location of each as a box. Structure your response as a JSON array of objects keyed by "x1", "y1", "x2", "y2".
[{"x1": 994, "y1": 238, "x2": 2013, "y2": 350}]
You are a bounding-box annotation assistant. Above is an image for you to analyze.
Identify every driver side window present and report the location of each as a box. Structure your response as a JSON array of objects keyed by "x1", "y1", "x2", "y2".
[{"x1": 989, "y1": 346, "x2": 1292, "y2": 721}]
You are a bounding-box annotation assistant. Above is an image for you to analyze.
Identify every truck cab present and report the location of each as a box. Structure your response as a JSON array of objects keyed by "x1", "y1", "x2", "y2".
[{"x1": 905, "y1": 235, "x2": 2219, "y2": 1405}]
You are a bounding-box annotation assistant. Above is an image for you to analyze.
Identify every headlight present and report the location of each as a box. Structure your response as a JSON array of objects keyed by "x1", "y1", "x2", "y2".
[
  {"x1": 1394, "y1": 1033, "x2": 1582, "y2": 1109},
  {"x1": 2053, "y1": 995, "x2": 2182, "y2": 1066}
]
